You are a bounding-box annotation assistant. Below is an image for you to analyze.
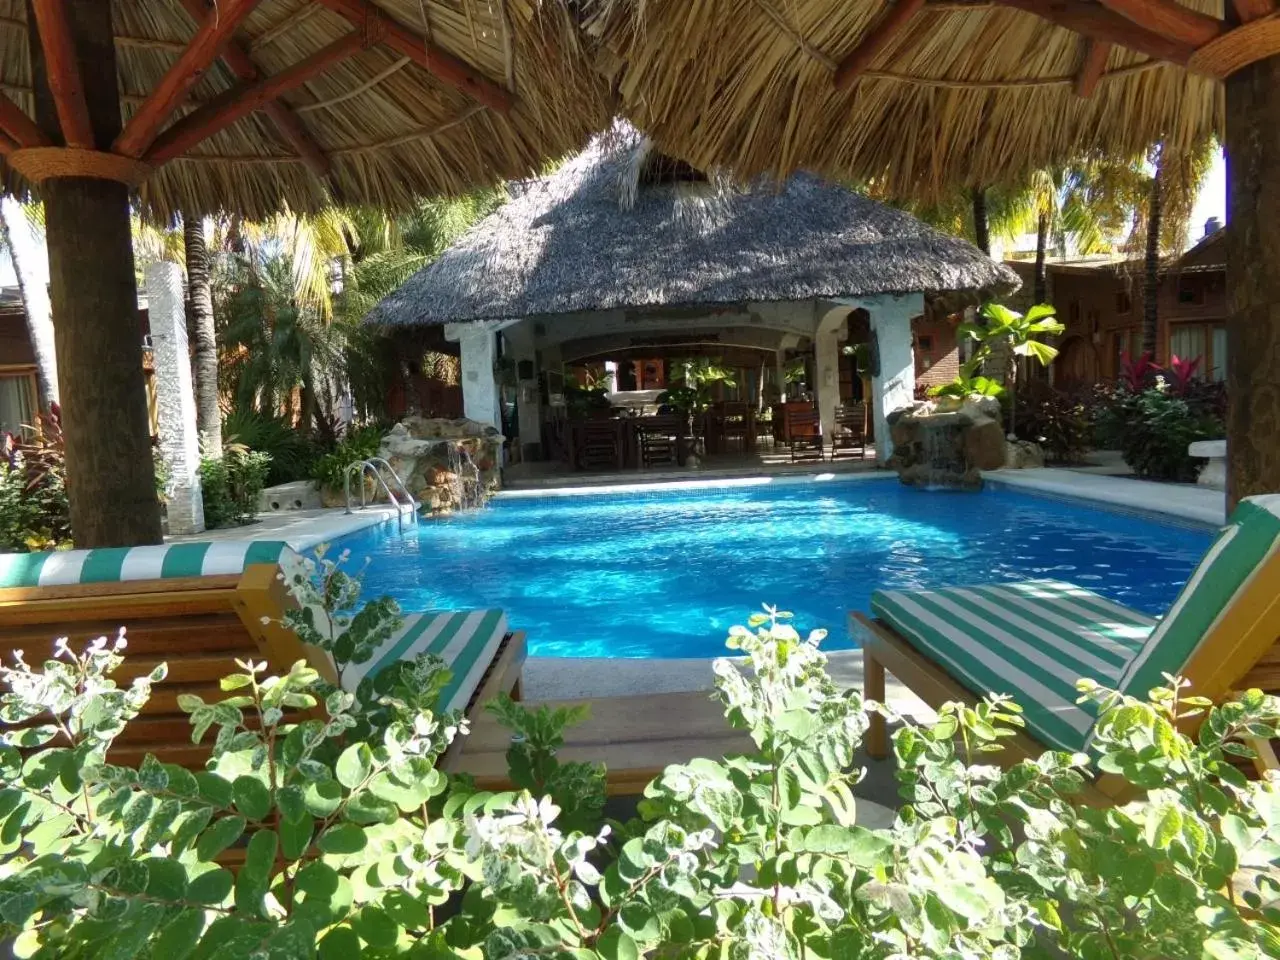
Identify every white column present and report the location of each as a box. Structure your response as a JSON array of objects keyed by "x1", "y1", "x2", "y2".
[
  {"x1": 814, "y1": 308, "x2": 849, "y2": 443},
  {"x1": 446, "y1": 322, "x2": 502, "y2": 430},
  {"x1": 775, "y1": 350, "x2": 786, "y2": 403},
  {"x1": 146, "y1": 260, "x2": 205, "y2": 535},
  {"x1": 869, "y1": 294, "x2": 923, "y2": 464},
  {"x1": 604, "y1": 360, "x2": 619, "y2": 393},
  {"x1": 503, "y1": 320, "x2": 542, "y2": 459}
]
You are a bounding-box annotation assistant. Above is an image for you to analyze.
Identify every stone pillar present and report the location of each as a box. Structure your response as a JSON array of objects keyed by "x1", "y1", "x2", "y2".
[
  {"x1": 446, "y1": 322, "x2": 502, "y2": 430},
  {"x1": 775, "y1": 350, "x2": 787, "y2": 403},
  {"x1": 869, "y1": 294, "x2": 923, "y2": 464},
  {"x1": 814, "y1": 308, "x2": 849, "y2": 443},
  {"x1": 146, "y1": 260, "x2": 204, "y2": 535},
  {"x1": 503, "y1": 320, "x2": 542, "y2": 460}
]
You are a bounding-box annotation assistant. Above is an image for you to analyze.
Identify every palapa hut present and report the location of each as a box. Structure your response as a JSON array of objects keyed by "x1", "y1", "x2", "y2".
[
  {"x1": 0, "y1": 0, "x2": 607, "y2": 546},
  {"x1": 366, "y1": 122, "x2": 1018, "y2": 463},
  {"x1": 581, "y1": 0, "x2": 1279, "y2": 506}
]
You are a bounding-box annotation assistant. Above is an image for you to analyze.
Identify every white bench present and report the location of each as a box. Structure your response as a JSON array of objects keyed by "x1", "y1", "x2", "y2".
[{"x1": 1189, "y1": 439, "x2": 1226, "y2": 490}]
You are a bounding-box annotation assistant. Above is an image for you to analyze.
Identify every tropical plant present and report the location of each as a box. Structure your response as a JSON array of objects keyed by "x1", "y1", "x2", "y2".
[
  {"x1": 199, "y1": 447, "x2": 271, "y2": 528},
  {"x1": 0, "y1": 196, "x2": 56, "y2": 409},
  {"x1": 5, "y1": 586, "x2": 1280, "y2": 959},
  {"x1": 1013, "y1": 381, "x2": 1090, "y2": 463},
  {"x1": 1116, "y1": 387, "x2": 1223, "y2": 482},
  {"x1": 658, "y1": 359, "x2": 740, "y2": 413},
  {"x1": 927, "y1": 374, "x2": 1006, "y2": 399},
  {"x1": 185, "y1": 215, "x2": 221, "y2": 459},
  {"x1": 0, "y1": 406, "x2": 70, "y2": 551},
  {"x1": 311, "y1": 424, "x2": 385, "y2": 494},
  {"x1": 1120, "y1": 350, "x2": 1163, "y2": 392},
  {"x1": 221, "y1": 409, "x2": 319, "y2": 487}
]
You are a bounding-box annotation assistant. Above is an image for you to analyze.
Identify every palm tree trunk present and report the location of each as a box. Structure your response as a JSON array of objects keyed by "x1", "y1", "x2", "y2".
[
  {"x1": 1033, "y1": 212, "x2": 1049, "y2": 304},
  {"x1": 0, "y1": 197, "x2": 58, "y2": 410},
  {"x1": 1142, "y1": 153, "x2": 1163, "y2": 361},
  {"x1": 971, "y1": 188, "x2": 990, "y2": 255},
  {"x1": 184, "y1": 217, "x2": 221, "y2": 459}
]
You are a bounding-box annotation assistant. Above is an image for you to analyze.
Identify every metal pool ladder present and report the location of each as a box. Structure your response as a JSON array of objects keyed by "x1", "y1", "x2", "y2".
[{"x1": 344, "y1": 457, "x2": 419, "y2": 533}]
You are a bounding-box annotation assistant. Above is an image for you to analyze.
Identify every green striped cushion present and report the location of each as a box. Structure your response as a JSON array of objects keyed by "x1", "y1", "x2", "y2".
[
  {"x1": 337, "y1": 609, "x2": 510, "y2": 713},
  {"x1": 871, "y1": 579, "x2": 1157, "y2": 752},
  {"x1": 0, "y1": 541, "x2": 295, "y2": 589},
  {"x1": 1119, "y1": 494, "x2": 1280, "y2": 698}
]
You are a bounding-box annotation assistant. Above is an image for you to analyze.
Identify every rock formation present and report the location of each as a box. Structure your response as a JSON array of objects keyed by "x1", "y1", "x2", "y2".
[
  {"x1": 887, "y1": 396, "x2": 1008, "y2": 490},
  {"x1": 378, "y1": 417, "x2": 504, "y2": 514}
]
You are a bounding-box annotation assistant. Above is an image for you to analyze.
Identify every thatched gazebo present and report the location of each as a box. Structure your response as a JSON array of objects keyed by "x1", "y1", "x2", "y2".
[
  {"x1": 0, "y1": 0, "x2": 606, "y2": 546},
  {"x1": 367, "y1": 122, "x2": 1018, "y2": 462},
  {"x1": 582, "y1": 0, "x2": 1279, "y2": 507}
]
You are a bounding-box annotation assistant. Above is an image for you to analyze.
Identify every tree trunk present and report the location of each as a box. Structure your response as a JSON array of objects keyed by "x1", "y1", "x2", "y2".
[
  {"x1": 184, "y1": 216, "x2": 221, "y2": 459},
  {"x1": 971, "y1": 188, "x2": 990, "y2": 255},
  {"x1": 0, "y1": 196, "x2": 57, "y2": 409},
  {"x1": 1141, "y1": 152, "x2": 1163, "y2": 361},
  {"x1": 1225, "y1": 57, "x2": 1280, "y2": 511},
  {"x1": 1033, "y1": 212, "x2": 1048, "y2": 305},
  {"x1": 28, "y1": 0, "x2": 161, "y2": 546}
]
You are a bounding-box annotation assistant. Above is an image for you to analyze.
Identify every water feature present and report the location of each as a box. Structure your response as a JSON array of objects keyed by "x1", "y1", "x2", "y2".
[
  {"x1": 887, "y1": 397, "x2": 1005, "y2": 489},
  {"x1": 379, "y1": 416, "x2": 504, "y2": 514}
]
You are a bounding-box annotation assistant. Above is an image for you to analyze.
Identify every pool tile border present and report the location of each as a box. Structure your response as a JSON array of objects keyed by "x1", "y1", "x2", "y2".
[{"x1": 494, "y1": 468, "x2": 898, "y2": 500}]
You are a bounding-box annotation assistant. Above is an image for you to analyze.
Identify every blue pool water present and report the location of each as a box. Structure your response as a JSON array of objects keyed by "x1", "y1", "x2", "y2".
[{"x1": 337, "y1": 478, "x2": 1214, "y2": 659}]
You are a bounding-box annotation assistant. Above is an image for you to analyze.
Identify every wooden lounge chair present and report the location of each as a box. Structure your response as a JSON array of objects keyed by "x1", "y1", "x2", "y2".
[
  {"x1": 785, "y1": 406, "x2": 824, "y2": 462},
  {"x1": 0, "y1": 541, "x2": 526, "y2": 768},
  {"x1": 831, "y1": 402, "x2": 868, "y2": 460},
  {"x1": 853, "y1": 494, "x2": 1280, "y2": 800}
]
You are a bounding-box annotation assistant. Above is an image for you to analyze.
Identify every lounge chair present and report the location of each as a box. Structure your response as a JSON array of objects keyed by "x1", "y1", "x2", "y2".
[
  {"x1": 852, "y1": 495, "x2": 1280, "y2": 799},
  {"x1": 0, "y1": 541, "x2": 526, "y2": 767}
]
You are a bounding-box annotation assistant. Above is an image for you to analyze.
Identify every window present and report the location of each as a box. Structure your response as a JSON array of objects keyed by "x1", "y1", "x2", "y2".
[
  {"x1": 1169, "y1": 322, "x2": 1227, "y2": 382},
  {"x1": 0, "y1": 369, "x2": 36, "y2": 439},
  {"x1": 1177, "y1": 278, "x2": 1206, "y2": 305},
  {"x1": 1116, "y1": 291, "x2": 1132, "y2": 314},
  {"x1": 916, "y1": 335, "x2": 933, "y2": 354},
  {"x1": 1211, "y1": 326, "x2": 1228, "y2": 382}
]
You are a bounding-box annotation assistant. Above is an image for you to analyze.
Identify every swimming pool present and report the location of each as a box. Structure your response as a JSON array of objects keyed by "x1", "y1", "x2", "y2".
[{"x1": 336, "y1": 477, "x2": 1214, "y2": 659}]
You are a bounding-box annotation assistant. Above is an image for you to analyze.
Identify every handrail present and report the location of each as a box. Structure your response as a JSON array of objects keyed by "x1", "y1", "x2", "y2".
[{"x1": 344, "y1": 458, "x2": 419, "y2": 533}]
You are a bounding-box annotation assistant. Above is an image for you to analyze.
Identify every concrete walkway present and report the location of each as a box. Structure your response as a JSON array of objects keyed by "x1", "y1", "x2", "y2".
[
  {"x1": 987, "y1": 466, "x2": 1225, "y2": 526},
  {"x1": 166, "y1": 505, "x2": 400, "y2": 551}
]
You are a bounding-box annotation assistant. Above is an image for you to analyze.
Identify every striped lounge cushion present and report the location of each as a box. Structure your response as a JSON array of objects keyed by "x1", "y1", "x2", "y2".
[
  {"x1": 871, "y1": 579, "x2": 1157, "y2": 752},
  {"x1": 0, "y1": 541, "x2": 295, "y2": 589},
  {"x1": 1118, "y1": 494, "x2": 1280, "y2": 698},
  {"x1": 336, "y1": 609, "x2": 510, "y2": 714}
]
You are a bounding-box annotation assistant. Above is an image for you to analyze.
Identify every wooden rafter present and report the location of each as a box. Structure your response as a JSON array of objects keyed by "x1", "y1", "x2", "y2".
[
  {"x1": 834, "y1": 0, "x2": 927, "y2": 90},
  {"x1": 1095, "y1": 0, "x2": 1223, "y2": 47},
  {"x1": 0, "y1": 92, "x2": 50, "y2": 149},
  {"x1": 175, "y1": 0, "x2": 331, "y2": 178},
  {"x1": 114, "y1": 0, "x2": 264, "y2": 158},
  {"x1": 1231, "y1": 0, "x2": 1275, "y2": 23},
  {"x1": 996, "y1": 0, "x2": 1195, "y2": 65},
  {"x1": 1074, "y1": 38, "x2": 1110, "y2": 97},
  {"x1": 311, "y1": 0, "x2": 513, "y2": 114},
  {"x1": 30, "y1": 0, "x2": 94, "y2": 148},
  {"x1": 146, "y1": 31, "x2": 365, "y2": 165}
]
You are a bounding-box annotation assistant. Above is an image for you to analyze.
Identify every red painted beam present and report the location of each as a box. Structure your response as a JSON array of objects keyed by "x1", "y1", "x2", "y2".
[
  {"x1": 115, "y1": 0, "x2": 265, "y2": 158},
  {"x1": 834, "y1": 0, "x2": 927, "y2": 90},
  {"x1": 1074, "y1": 38, "x2": 1111, "y2": 97},
  {"x1": 1095, "y1": 0, "x2": 1223, "y2": 47},
  {"x1": 174, "y1": 0, "x2": 331, "y2": 177},
  {"x1": 30, "y1": 0, "x2": 95, "y2": 148},
  {"x1": 0, "y1": 92, "x2": 51, "y2": 149},
  {"x1": 147, "y1": 31, "x2": 364, "y2": 165},
  {"x1": 1231, "y1": 0, "x2": 1274, "y2": 22},
  {"x1": 996, "y1": 0, "x2": 1195, "y2": 65},
  {"x1": 312, "y1": 0, "x2": 513, "y2": 114}
]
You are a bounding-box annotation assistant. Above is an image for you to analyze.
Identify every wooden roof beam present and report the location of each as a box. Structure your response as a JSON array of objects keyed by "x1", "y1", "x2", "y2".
[
  {"x1": 0, "y1": 91, "x2": 51, "y2": 148},
  {"x1": 175, "y1": 0, "x2": 332, "y2": 178},
  {"x1": 30, "y1": 0, "x2": 94, "y2": 148},
  {"x1": 1074, "y1": 38, "x2": 1110, "y2": 97},
  {"x1": 1231, "y1": 0, "x2": 1274, "y2": 23},
  {"x1": 834, "y1": 0, "x2": 927, "y2": 90},
  {"x1": 996, "y1": 0, "x2": 1195, "y2": 65},
  {"x1": 147, "y1": 30, "x2": 365, "y2": 165},
  {"x1": 311, "y1": 0, "x2": 513, "y2": 114},
  {"x1": 1095, "y1": 0, "x2": 1223, "y2": 47},
  {"x1": 115, "y1": 0, "x2": 265, "y2": 158}
]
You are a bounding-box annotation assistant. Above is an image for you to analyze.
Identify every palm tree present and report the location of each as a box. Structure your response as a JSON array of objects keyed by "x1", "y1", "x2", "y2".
[
  {"x1": 0, "y1": 197, "x2": 57, "y2": 409},
  {"x1": 184, "y1": 216, "x2": 220, "y2": 458},
  {"x1": 971, "y1": 188, "x2": 990, "y2": 255},
  {"x1": 1141, "y1": 147, "x2": 1163, "y2": 362}
]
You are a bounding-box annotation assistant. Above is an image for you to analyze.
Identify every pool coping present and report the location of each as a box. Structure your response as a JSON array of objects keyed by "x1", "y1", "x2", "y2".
[
  {"x1": 983, "y1": 468, "x2": 1225, "y2": 529},
  {"x1": 166, "y1": 504, "x2": 401, "y2": 552},
  {"x1": 495, "y1": 468, "x2": 899, "y2": 499}
]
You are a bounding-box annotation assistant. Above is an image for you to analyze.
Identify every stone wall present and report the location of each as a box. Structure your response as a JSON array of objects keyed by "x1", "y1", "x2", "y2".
[{"x1": 379, "y1": 416, "x2": 504, "y2": 514}]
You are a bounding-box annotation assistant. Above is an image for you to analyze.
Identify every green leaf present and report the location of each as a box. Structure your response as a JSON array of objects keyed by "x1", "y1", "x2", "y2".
[
  {"x1": 280, "y1": 813, "x2": 314, "y2": 861},
  {"x1": 304, "y1": 779, "x2": 343, "y2": 818},
  {"x1": 187, "y1": 867, "x2": 234, "y2": 905},
  {"x1": 235, "y1": 830, "x2": 278, "y2": 916},
  {"x1": 317, "y1": 926, "x2": 361, "y2": 960},
  {"x1": 1146, "y1": 805, "x2": 1183, "y2": 849},
  {"x1": 351, "y1": 906, "x2": 399, "y2": 948},
  {"x1": 317, "y1": 822, "x2": 367, "y2": 855},
  {"x1": 618, "y1": 902, "x2": 661, "y2": 941},
  {"x1": 151, "y1": 909, "x2": 207, "y2": 960},
  {"x1": 195, "y1": 816, "x2": 246, "y2": 862},
  {"x1": 194, "y1": 772, "x2": 233, "y2": 808},
  {"x1": 335, "y1": 743, "x2": 373, "y2": 790},
  {"x1": 232, "y1": 776, "x2": 271, "y2": 821},
  {"x1": 597, "y1": 926, "x2": 639, "y2": 960},
  {"x1": 144, "y1": 857, "x2": 188, "y2": 901},
  {"x1": 220, "y1": 674, "x2": 254, "y2": 691}
]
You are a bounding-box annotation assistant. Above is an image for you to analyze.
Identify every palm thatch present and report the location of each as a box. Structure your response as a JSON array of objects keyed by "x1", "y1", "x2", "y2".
[
  {"x1": 581, "y1": 0, "x2": 1221, "y2": 201},
  {"x1": 0, "y1": 0, "x2": 610, "y2": 219},
  {"x1": 365, "y1": 122, "x2": 1019, "y2": 327}
]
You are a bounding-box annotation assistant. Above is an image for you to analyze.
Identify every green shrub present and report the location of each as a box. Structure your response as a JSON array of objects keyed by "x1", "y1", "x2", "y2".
[
  {"x1": 3, "y1": 571, "x2": 1279, "y2": 959},
  {"x1": 1013, "y1": 382, "x2": 1090, "y2": 463},
  {"x1": 1117, "y1": 388, "x2": 1222, "y2": 482},
  {"x1": 222, "y1": 410, "x2": 318, "y2": 486},
  {"x1": 199, "y1": 447, "x2": 271, "y2": 528},
  {"x1": 311, "y1": 424, "x2": 385, "y2": 494},
  {"x1": 0, "y1": 411, "x2": 71, "y2": 552}
]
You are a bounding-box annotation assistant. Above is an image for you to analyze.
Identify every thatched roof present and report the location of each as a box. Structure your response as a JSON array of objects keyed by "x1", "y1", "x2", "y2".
[
  {"x1": 581, "y1": 0, "x2": 1221, "y2": 201},
  {"x1": 0, "y1": 0, "x2": 608, "y2": 220},
  {"x1": 366, "y1": 123, "x2": 1019, "y2": 326}
]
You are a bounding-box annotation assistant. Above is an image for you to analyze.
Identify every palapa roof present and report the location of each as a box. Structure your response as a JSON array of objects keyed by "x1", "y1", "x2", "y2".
[
  {"x1": 0, "y1": 0, "x2": 608, "y2": 220},
  {"x1": 581, "y1": 0, "x2": 1222, "y2": 200},
  {"x1": 365, "y1": 122, "x2": 1020, "y2": 327}
]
